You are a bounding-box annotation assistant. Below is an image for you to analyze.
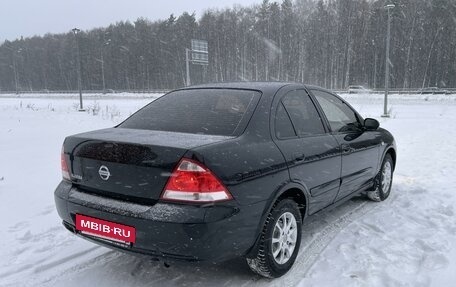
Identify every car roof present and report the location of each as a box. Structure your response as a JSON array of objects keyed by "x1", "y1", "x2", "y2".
[
  {"x1": 180, "y1": 82, "x2": 336, "y2": 95},
  {"x1": 189, "y1": 82, "x2": 294, "y2": 90}
]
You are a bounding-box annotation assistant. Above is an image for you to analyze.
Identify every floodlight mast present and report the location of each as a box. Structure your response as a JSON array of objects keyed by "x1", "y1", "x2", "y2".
[
  {"x1": 382, "y1": 4, "x2": 395, "y2": 118},
  {"x1": 72, "y1": 27, "x2": 84, "y2": 111},
  {"x1": 186, "y1": 48, "x2": 191, "y2": 86}
]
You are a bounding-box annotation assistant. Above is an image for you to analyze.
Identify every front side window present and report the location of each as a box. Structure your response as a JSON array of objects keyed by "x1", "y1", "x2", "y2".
[
  {"x1": 311, "y1": 90, "x2": 362, "y2": 133},
  {"x1": 280, "y1": 90, "x2": 326, "y2": 137}
]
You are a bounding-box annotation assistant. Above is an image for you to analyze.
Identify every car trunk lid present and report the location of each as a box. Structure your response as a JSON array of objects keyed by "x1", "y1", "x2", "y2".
[{"x1": 63, "y1": 128, "x2": 233, "y2": 204}]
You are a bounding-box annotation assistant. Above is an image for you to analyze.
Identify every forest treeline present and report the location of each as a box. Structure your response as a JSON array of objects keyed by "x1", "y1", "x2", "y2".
[{"x1": 0, "y1": 0, "x2": 455, "y2": 92}]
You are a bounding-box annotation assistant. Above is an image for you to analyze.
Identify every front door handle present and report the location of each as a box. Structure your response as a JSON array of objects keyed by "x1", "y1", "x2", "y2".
[{"x1": 293, "y1": 153, "x2": 306, "y2": 162}]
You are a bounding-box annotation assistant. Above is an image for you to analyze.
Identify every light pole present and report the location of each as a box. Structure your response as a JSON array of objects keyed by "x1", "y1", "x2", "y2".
[
  {"x1": 185, "y1": 48, "x2": 191, "y2": 86},
  {"x1": 99, "y1": 39, "x2": 110, "y2": 93},
  {"x1": 72, "y1": 28, "x2": 84, "y2": 111},
  {"x1": 382, "y1": 4, "x2": 395, "y2": 118}
]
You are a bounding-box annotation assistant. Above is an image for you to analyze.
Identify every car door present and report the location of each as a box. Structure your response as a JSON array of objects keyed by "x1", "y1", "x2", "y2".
[
  {"x1": 272, "y1": 87, "x2": 342, "y2": 214},
  {"x1": 310, "y1": 89, "x2": 381, "y2": 202}
]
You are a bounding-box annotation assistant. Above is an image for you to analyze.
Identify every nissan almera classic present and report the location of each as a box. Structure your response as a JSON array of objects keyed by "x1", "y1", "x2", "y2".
[{"x1": 55, "y1": 82, "x2": 396, "y2": 278}]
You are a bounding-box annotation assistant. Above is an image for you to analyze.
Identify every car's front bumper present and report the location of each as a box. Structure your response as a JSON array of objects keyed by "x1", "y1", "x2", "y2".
[{"x1": 54, "y1": 181, "x2": 265, "y2": 262}]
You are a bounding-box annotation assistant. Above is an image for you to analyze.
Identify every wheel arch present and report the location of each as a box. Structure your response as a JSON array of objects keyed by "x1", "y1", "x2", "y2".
[
  {"x1": 386, "y1": 147, "x2": 396, "y2": 170},
  {"x1": 268, "y1": 181, "x2": 309, "y2": 220},
  {"x1": 275, "y1": 187, "x2": 308, "y2": 221},
  {"x1": 246, "y1": 181, "x2": 309, "y2": 258}
]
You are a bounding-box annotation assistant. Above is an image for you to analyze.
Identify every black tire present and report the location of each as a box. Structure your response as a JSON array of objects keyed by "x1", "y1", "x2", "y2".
[
  {"x1": 246, "y1": 199, "x2": 302, "y2": 278},
  {"x1": 367, "y1": 154, "x2": 394, "y2": 202}
]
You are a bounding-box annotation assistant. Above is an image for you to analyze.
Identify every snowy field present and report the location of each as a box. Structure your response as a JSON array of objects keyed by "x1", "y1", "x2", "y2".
[{"x1": 1, "y1": 92, "x2": 456, "y2": 286}]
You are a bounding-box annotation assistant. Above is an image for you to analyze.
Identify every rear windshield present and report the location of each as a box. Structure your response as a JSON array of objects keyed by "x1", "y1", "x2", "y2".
[{"x1": 118, "y1": 89, "x2": 260, "y2": 136}]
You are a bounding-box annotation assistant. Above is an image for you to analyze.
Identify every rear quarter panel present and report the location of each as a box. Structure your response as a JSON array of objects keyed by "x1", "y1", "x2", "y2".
[{"x1": 189, "y1": 135, "x2": 290, "y2": 206}]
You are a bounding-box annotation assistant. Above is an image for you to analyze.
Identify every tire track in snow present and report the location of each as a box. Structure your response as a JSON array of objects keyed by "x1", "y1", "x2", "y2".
[
  {"x1": 253, "y1": 198, "x2": 376, "y2": 287},
  {"x1": 0, "y1": 246, "x2": 103, "y2": 286},
  {"x1": 30, "y1": 198, "x2": 376, "y2": 287},
  {"x1": 33, "y1": 246, "x2": 101, "y2": 273},
  {"x1": 34, "y1": 250, "x2": 118, "y2": 287}
]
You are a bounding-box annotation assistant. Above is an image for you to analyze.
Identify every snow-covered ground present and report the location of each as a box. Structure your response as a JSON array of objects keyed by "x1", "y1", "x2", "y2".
[{"x1": 1, "y1": 92, "x2": 456, "y2": 286}]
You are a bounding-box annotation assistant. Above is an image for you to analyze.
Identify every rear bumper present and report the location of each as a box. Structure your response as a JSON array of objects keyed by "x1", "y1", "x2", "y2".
[{"x1": 54, "y1": 181, "x2": 265, "y2": 262}]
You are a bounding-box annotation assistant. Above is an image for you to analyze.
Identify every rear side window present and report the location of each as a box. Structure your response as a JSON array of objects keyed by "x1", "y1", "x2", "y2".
[
  {"x1": 281, "y1": 90, "x2": 326, "y2": 136},
  {"x1": 119, "y1": 89, "x2": 260, "y2": 136},
  {"x1": 275, "y1": 103, "x2": 296, "y2": 139}
]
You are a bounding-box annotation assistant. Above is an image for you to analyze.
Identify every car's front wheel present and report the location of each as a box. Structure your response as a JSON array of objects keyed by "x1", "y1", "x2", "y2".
[
  {"x1": 367, "y1": 154, "x2": 394, "y2": 202},
  {"x1": 246, "y1": 199, "x2": 302, "y2": 278}
]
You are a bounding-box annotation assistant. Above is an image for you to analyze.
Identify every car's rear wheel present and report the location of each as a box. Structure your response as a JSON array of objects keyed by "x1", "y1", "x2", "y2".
[
  {"x1": 367, "y1": 154, "x2": 394, "y2": 202},
  {"x1": 246, "y1": 199, "x2": 302, "y2": 278}
]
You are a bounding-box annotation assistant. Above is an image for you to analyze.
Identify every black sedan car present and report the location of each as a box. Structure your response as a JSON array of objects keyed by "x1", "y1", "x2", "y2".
[{"x1": 55, "y1": 82, "x2": 396, "y2": 278}]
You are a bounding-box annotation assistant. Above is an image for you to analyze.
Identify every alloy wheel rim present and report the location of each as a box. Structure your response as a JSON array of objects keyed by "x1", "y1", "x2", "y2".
[
  {"x1": 381, "y1": 161, "x2": 392, "y2": 193},
  {"x1": 271, "y1": 212, "x2": 297, "y2": 265}
]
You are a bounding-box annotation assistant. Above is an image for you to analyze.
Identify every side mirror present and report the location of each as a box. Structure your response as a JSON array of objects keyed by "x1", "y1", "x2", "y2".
[{"x1": 364, "y1": 118, "x2": 379, "y2": 131}]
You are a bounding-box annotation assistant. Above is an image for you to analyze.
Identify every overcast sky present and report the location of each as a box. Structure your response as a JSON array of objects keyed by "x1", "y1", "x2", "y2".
[{"x1": 0, "y1": 0, "x2": 262, "y2": 42}]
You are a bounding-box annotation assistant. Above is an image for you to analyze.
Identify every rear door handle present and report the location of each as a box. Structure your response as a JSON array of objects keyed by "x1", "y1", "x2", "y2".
[{"x1": 341, "y1": 144, "x2": 352, "y2": 153}]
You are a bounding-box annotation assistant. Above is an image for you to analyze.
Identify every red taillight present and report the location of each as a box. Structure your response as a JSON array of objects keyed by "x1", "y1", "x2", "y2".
[
  {"x1": 61, "y1": 146, "x2": 70, "y2": 181},
  {"x1": 161, "y1": 158, "x2": 232, "y2": 203}
]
